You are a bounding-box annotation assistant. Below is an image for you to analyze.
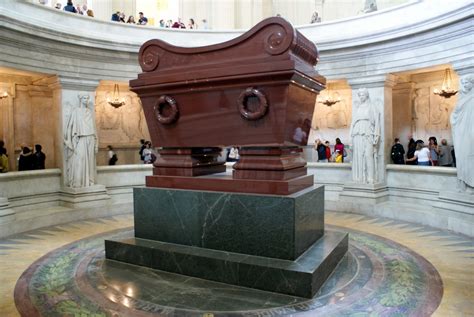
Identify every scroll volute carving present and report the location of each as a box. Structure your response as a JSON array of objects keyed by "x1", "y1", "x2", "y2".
[{"x1": 136, "y1": 17, "x2": 319, "y2": 75}]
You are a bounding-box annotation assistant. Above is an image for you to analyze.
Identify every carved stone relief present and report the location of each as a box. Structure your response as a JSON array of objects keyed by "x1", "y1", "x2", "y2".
[
  {"x1": 309, "y1": 88, "x2": 352, "y2": 145},
  {"x1": 95, "y1": 88, "x2": 149, "y2": 146},
  {"x1": 411, "y1": 83, "x2": 457, "y2": 143}
]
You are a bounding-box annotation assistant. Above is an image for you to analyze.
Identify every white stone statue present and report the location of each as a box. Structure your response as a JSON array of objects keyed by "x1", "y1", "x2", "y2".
[
  {"x1": 451, "y1": 74, "x2": 474, "y2": 191},
  {"x1": 350, "y1": 88, "x2": 381, "y2": 184},
  {"x1": 64, "y1": 94, "x2": 98, "y2": 188},
  {"x1": 363, "y1": 0, "x2": 377, "y2": 13}
]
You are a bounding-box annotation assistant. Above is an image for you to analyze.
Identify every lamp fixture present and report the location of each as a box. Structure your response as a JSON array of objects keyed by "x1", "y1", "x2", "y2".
[
  {"x1": 433, "y1": 68, "x2": 458, "y2": 98},
  {"x1": 107, "y1": 84, "x2": 126, "y2": 108},
  {"x1": 0, "y1": 91, "x2": 8, "y2": 99},
  {"x1": 318, "y1": 86, "x2": 341, "y2": 106}
]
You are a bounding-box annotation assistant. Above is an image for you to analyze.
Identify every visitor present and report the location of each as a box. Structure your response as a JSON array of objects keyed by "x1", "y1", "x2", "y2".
[
  {"x1": 142, "y1": 141, "x2": 155, "y2": 164},
  {"x1": 75, "y1": 4, "x2": 82, "y2": 15},
  {"x1": 188, "y1": 18, "x2": 197, "y2": 29},
  {"x1": 63, "y1": 0, "x2": 77, "y2": 13},
  {"x1": 0, "y1": 147, "x2": 8, "y2": 173},
  {"x1": 390, "y1": 138, "x2": 405, "y2": 164},
  {"x1": 107, "y1": 145, "x2": 118, "y2": 165},
  {"x1": 227, "y1": 147, "x2": 240, "y2": 162},
  {"x1": 292, "y1": 124, "x2": 307, "y2": 144},
  {"x1": 119, "y1": 12, "x2": 126, "y2": 23},
  {"x1": 452, "y1": 147, "x2": 456, "y2": 167},
  {"x1": 316, "y1": 139, "x2": 328, "y2": 162},
  {"x1": 81, "y1": 4, "x2": 88, "y2": 15},
  {"x1": 310, "y1": 11, "x2": 321, "y2": 23},
  {"x1": 54, "y1": 3, "x2": 62, "y2": 10},
  {"x1": 334, "y1": 149, "x2": 343, "y2": 163},
  {"x1": 126, "y1": 16, "x2": 136, "y2": 24},
  {"x1": 406, "y1": 142, "x2": 431, "y2": 166},
  {"x1": 86, "y1": 9, "x2": 94, "y2": 17},
  {"x1": 0, "y1": 140, "x2": 6, "y2": 157},
  {"x1": 406, "y1": 138, "x2": 416, "y2": 165},
  {"x1": 33, "y1": 144, "x2": 46, "y2": 170},
  {"x1": 111, "y1": 11, "x2": 120, "y2": 22},
  {"x1": 166, "y1": 19, "x2": 173, "y2": 28},
  {"x1": 138, "y1": 139, "x2": 146, "y2": 162},
  {"x1": 138, "y1": 12, "x2": 148, "y2": 25},
  {"x1": 325, "y1": 141, "x2": 331, "y2": 162},
  {"x1": 429, "y1": 136, "x2": 440, "y2": 166},
  {"x1": 201, "y1": 19, "x2": 209, "y2": 29},
  {"x1": 438, "y1": 139, "x2": 453, "y2": 167},
  {"x1": 18, "y1": 146, "x2": 35, "y2": 171},
  {"x1": 172, "y1": 18, "x2": 186, "y2": 29},
  {"x1": 334, "y1": 138, "x2": 345, "y2": 162},
  {"x1": 158, "y1": 19, "x2": 165, "y2": 27}
]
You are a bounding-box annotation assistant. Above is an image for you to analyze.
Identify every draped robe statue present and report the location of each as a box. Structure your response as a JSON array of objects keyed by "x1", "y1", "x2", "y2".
[
  {"x1": 451, "y1": 75, "x2": 474, "y2": 190},
  {"x1": 64, "y1": 95, "x2": 98, "y2": 188},
  {"x1": 350, "y1": 88, "x2": 381, "y2": 184}
]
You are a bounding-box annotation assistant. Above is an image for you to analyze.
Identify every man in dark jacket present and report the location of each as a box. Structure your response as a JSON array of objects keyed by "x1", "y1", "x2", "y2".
[
  {"x1": 63, "y1": 1, "x2": 77, "y2": 13},
  {"x1": 34, "y1": 144, "x2": 46, "y2": 169},
  {"x1": 391, "y1": 138, "x2": 405, "y2": 164}
]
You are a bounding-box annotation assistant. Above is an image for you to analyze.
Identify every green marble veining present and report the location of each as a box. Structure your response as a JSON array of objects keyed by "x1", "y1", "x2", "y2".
[
  {"x1": 105, "y1": 231, "x2": 348, "y2": 298},
  {"x1": 133, "y1": 186, "x2": 324, "y2": 260}
]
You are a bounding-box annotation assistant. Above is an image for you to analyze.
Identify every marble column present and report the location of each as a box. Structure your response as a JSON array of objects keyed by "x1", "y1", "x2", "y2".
[
  {"x1": 339, "y1": 74, "x2": 397, "y2": 204},
  {"x1": 49, "y1": 76, "x2": 110, "y2": 208},
  {"x1": 432, "y1": 58, "x2": 474, "y2": 235},
  {"x1": 0, "y1": 83, "x2": 15, "y2": 171}
]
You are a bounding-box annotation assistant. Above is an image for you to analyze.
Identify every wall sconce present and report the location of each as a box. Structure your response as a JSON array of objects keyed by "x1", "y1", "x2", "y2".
[
  {"x1": 0, "y1": 91, "x2": 8, "y2": 99},
  {"x1": 434, "y1": 68, "x2": 458, "y2": 98},
  {"x1": 318, "y1": 87, "x2": 341, "y2": 106},
  {"x1": 107, "y1": 84, "x2": 126, "y2": 108}
]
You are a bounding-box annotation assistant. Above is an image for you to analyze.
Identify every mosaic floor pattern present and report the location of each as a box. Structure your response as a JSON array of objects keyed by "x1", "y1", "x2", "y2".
[
  {"x1": 14, "y1": 225, "x2": 443, "y2": 317},
  {"x1": 0, "y1": 212, "x2": 472, "y2": 316}
]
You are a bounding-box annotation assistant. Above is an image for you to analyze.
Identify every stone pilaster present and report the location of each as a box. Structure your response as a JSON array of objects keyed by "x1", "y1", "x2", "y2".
[
  {"x1": 348, "y1": 74, "x2": 397, "y2": 184},
  {"x1": 339, "y1": 74, "x2": 397, "y2": 205},
  {"x1": 49, "y1": 76, "x2": 110, "y2": 208}
]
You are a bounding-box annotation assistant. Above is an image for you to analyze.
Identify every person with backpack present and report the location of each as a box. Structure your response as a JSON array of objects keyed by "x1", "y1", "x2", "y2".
[
  {"x1": 138, "y1": 139, "x2": 146, "y2": 162},
  {"x1": 315, "y1": 139, "x2": 328, "y2": 162},
  {"x1": 391, "y1": 138, "x2": 405, "y2": 164},
  {"x1": 107, "y1": 145, "x2": 118, "y2": 165}
]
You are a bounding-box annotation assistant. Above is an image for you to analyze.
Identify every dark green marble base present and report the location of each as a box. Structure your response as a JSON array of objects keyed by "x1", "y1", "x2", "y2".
[
  {"x1": 133, "y1": 186, "x2": 324, "y2": 260},
  {"x1": 105, "y1": 231, "x2": 348, "y2": 298}
]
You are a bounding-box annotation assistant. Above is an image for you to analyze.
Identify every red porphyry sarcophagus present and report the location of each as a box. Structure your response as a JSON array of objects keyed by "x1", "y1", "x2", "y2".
[{"x1": 130, "y1": 17, "x2": 326, "y2": 195}]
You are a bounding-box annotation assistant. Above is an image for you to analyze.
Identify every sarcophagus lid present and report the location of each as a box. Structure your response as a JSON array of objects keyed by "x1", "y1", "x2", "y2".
[{"x1": 130, "y1": 17, "x2": 326, "y2": 148}]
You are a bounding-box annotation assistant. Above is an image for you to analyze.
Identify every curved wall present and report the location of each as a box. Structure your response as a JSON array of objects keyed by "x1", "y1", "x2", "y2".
[
  {"x1": 1, "y1": 0, "x2": 472, "y2": 80},
  {"x1": 0, "y1": 0, "x2": 473, "y2": 237}
]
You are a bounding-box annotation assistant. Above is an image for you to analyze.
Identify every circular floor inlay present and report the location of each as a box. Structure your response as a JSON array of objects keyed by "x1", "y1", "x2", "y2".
[{"x1": 14, "y1": 226, "x2": 443, "y2": 317}]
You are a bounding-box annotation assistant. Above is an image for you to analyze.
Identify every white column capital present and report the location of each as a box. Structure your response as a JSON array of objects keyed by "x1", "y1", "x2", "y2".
[
  {"x1": 50, "y1": 76, "x2": 100, "y2": 91},
  {"x1": 453, "y1": 58, "x2": 474, "y2": 76},
  {"x1": 348, "y1": 74, "x2": 398, "y2": 89}
]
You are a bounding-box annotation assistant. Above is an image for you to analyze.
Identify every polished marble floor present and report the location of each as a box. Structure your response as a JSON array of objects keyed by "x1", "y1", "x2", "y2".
[{"x1": 0, "y1": 212, "x2": 473, "y2": 316}]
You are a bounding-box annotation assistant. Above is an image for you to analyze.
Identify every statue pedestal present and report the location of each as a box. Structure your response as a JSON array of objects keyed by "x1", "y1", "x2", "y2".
[
  {"x1": 105, "y1": 185, "x2": 348, "y2": 298},
  {"x1": 60, "y1": 184, "x2": 110, "y2": 208},
  {"x1": 340, "y1": 182, "x2": 389, "y2": 205},
  {"x1": 433, "y1": 190, "x2": 474, "y2": 236},
  {"x1": 0, "y1": 197, "x2": 15, "y2": 224}
]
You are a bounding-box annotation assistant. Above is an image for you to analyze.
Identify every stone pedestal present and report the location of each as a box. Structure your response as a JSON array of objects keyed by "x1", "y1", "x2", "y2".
[
  {"x1": 60, "y1": 184, "x2": 110, "y2": 208},
  {"x1": 105, "y1": 185, "x2": 348, "y2": 298},
  {"x1": 0, "y1": 197, "x2": 15, "y2": 224},
  {"x1": 340, "y1": 182, "x2": 390, "y2": 205}
]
